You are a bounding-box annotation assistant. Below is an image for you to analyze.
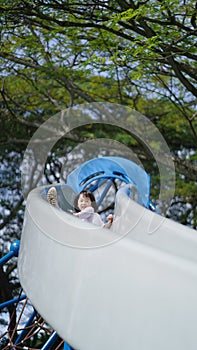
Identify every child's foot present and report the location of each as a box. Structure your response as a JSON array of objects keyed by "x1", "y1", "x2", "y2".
[{"x1": 47, "y1": 187, "x2": 59, "y2": 208}]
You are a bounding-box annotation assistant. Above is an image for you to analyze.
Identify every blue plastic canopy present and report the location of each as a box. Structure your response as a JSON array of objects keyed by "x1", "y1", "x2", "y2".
[{"x1": 66, "y1": 156, "x2": 150, "y2": 208}]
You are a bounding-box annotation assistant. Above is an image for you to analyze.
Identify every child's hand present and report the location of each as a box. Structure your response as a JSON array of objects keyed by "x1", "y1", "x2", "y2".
[
  {"x1": 107, "y1": 214, "x2": 113, "y2": 223},
  {"x1": 104, "y1": 214, "x2": 113, "y2": 229},
  {"x1": 67, "y1": 210, "x2": 74, "y2": 215}
]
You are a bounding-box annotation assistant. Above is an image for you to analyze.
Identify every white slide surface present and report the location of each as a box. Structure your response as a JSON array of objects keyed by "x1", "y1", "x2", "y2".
[{"x1": 18, "y1": 186, "x2": 197, "y2": 350}]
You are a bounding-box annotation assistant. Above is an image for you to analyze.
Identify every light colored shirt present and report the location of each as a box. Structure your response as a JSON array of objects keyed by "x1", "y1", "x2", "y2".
[{"x1": 74, "y1": 207, "x2": 104, "y2": 227}]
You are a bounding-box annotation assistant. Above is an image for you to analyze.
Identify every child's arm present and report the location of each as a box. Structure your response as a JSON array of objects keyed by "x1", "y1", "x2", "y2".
[{"x1": 68, "y1": 210, "x2": 80, "y2": 217}]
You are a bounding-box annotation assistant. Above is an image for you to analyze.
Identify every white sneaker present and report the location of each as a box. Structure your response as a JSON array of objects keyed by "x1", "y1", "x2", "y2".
[{"x1": 47, "y1": 187, "x2": 59, "y2": 208}]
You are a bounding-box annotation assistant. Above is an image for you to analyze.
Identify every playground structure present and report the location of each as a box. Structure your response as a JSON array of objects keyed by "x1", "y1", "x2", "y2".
[{"x1": 1, "y1": 156, "x2": 197, "y2": 350}]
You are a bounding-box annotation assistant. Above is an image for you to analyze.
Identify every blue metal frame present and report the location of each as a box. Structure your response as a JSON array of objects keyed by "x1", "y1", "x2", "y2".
[
  {"x1": 39, "y1": 331, "x2": 72, "y2": 350},
  {"x1": 96, "y1": 178, "x2": 114, "y2": 207},
  {"x1": 0, "y1": 240, "x2": 20, "y2": 267},
  {"x1": 64, "y1": 341, "x2": 72, "y2": 349},
  {"x1": 40, "y1": 331, "x2": 59, "y2": 350},
  {"x1": 0, "y1": 294, "x2": 26, "y2": 310},
  {"x1": 12, "y1": 310, "x2": 36, "y2": 348}
]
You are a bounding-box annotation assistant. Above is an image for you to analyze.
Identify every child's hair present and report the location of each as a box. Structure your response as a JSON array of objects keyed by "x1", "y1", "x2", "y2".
[{"x1": 73, "y1": 190, "x2": 98, "y2": 212}]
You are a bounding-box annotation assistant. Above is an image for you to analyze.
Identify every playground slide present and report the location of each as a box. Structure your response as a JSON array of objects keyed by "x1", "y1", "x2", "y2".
[{"x1": 18, "y1": 185, "x2": 197, "y2": 350}]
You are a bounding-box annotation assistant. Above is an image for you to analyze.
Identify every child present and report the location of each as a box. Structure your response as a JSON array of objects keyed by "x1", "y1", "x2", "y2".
[{"x1": 47, "y1": 187, "x2": 113, "y2": 229}]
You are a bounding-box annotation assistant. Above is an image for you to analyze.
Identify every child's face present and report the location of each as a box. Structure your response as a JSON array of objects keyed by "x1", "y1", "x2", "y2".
[{"x1": 77, "y1": 194, "x2": 92, "y2": 211}]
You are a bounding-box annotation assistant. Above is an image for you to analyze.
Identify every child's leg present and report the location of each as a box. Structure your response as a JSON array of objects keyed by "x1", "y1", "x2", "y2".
[{"x1": 47, "y1": 187, "x2": 59, "y2": 208}]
